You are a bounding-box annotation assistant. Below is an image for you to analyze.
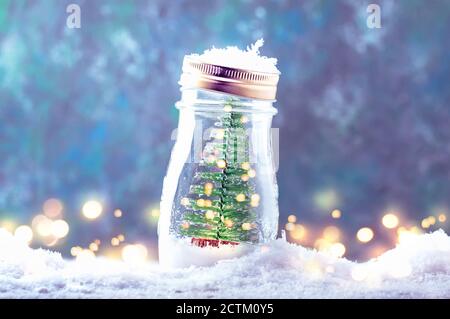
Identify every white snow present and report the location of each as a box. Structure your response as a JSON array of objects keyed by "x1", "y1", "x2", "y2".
[
  {"x1": 1, "y1": 228, "x2": 450, "y2": 298},
  {"x1": 187, "y1": 39, "x2": 279, "y2": 74}
]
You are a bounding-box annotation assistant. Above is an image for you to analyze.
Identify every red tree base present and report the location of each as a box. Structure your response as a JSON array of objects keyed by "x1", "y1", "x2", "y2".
[{"x1": 191, "y1": 237, "x2": 239, "y2": 248}]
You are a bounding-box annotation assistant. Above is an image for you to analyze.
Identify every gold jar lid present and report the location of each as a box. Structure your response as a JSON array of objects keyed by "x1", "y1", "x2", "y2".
[{"x1": 179, "y1": 56, "x2": 280, "y2": 100}]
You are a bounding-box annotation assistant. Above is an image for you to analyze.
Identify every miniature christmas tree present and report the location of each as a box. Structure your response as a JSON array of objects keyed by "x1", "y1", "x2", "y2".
[{"x1": 178, "y1": 101, "x2": 260, "y2": 245}]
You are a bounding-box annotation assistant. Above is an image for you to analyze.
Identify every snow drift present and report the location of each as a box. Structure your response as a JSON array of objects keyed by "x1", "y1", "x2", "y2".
[{"x1": 1, "y1": 229, "x2": 450, "y2": 298}]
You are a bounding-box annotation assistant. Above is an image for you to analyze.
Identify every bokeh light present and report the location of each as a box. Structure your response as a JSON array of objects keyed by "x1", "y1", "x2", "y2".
[
  {"x1": 82, "y1": 200, "x2": 103, "y2": 220},
  {"x1": 43, "y1": 198, "x2": 63, "y2": 218},
  {"x1": 356, "y1": 227, "x2": 374, "y2": 243},
  {"x1": 382, "y1": 213, "x2": 399, "y2": 229},
  {"x1": 14, "y1": 225, "x2": 33, "y2": 244},
  {"x1": 121, "y1": 244, "x2": 148, "y2": 264}
]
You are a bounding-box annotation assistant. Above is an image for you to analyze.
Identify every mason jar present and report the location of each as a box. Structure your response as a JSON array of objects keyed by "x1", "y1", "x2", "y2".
[{"x1": 158, "y1": 56, "x2": 280, "y2": 268}]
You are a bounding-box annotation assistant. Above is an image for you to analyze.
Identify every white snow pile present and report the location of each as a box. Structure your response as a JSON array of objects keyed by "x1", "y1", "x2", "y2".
[
  {"x1": 1, "y1": 229, "x2": 450, "y2": 299},
  {"x1": 187, "y1": 39, "x2": 279, "y2": 74}
]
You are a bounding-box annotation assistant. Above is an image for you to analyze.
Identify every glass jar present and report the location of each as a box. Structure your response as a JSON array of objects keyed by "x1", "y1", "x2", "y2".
[{"x1": 159, "y1": 56, "x2": 280, "y2": 268}]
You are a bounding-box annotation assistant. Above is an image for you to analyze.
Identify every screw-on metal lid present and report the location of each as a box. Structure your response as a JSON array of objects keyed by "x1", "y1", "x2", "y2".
[{"x1": 179, "y1": 56, "x2": 280, "y2": 100}]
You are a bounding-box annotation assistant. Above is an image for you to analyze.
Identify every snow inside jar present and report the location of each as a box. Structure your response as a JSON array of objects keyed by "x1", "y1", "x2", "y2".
[{"x1": 158, "y1": 40, "x2": 281, "y2": 268}]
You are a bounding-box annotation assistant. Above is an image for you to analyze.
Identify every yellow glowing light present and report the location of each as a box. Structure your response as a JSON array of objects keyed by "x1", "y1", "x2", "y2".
[
  {"x1": 287, "y1": 215, "x2": 297, "y2": 223},
  {"x1": 76, "y1": 249, "x2": 95, "y2": 262},
  {"x1": 242, "y1": 223, "x2": 252, "y2": 231},
  {"x1": 329, "y1": 242, "x2": 346, "y2": 258},
  {"x1": 205, "y1": 210, "x2": 215, "y2": 220},
  {"x1": 251, "y1": 194, "x2": 260, "y2": 202},
  {"x1": 89, "y1": 243, "x2": 99, "y2": 252},
  {"x1": 223, "y1": 105, "x2": 233, "y2": 112},
  {"x1": 236, "y1": 194, "x2": 246, "y2": 202},
  {"x1": 204, "y1": 199, "x2": 212, "y2": 207},
  {"x1": 181, "y1": 221, "x2": 190, "y2": 229},
  {"x1": 195, "y1": 199, "x2": 205, "y2": 207},
  {"x1": 323, "y1": 226, "x2": 340, "y2": 242},
  {"x1": 204, "y1": 182, "x2": 214, "y2": 196},
  {"x1": 82, "y1": 200, "x2": 103, "y2": 220},
  {"x1": 241, "y1": 162, "x2": 251, "y2": 170},
  {"x1": 70, "y1": 246, "x2": 82, "y2": 257},
  {"x1": 14, "y1": 225, "x2": 33, "y2": 244},
  {"x1": 122, "y1": 244, "x2": 148, "y2": 264},
  {"x1": 35, "y1": 216, "x2": 53, "y2": 237},
  {"x1": 314, "y1": 238, "x2": 331, "y2": 251},
  {"x1": 114, "y1": 209, "x2": 123, "y2": 218},
  {"x1": 397, "y1": 227, "x2": 421, "y2": 244},
  {"x1": 94, "y1": 239, "x2": 101, "y2": 245},
  {"x1": 240, "y1": 115, "x2": 249, "y2": 124},
  {"x1": 356, "y1": 227, "x2": 374, "y2": 243},
  {"x1": 247, "y1": 169, "x2": 256, "y2": 178},
  {"x1": 117, "y1": 234, "x2": 125, "y2": 242},
  {"x1": 216, "y1": 159, "x2": 227, "y2": 169},
  {"x1": 331, "y1": 209, "x2": 342, "y2": 219},
  {"x1": 382, "y1": 213, "x2": 399, "y2": 229},
  {"x1": 224, "y1": 219, "x2": 233, "y2": 228},
  {"x1": 111, "y1": 237, "x2": 120, "y2": 246},
  {"x1": 43, "y1": 198, "x2": 63, "y2": 218},
  {"x1": 427, "y1": 216, "x2": 436, "y2": 225},
  {"x1": 291, "y1": 224, "x2": 306, "y2": 240},
  {"x1": 51, "y1": 219, "x2": 69, "y2": 239},
  {"x1": 421, "y1": 219, "x2": 430, "y2": 229},
  {"x1": 181, "y1": 197, "x2": 190, "y2": 206},
  {"x1": 438, "y1": 214, "x2": 447, "y2": 223},
  {"x1": 241, "y1": 174, "x2": 249, "y2": 182}
]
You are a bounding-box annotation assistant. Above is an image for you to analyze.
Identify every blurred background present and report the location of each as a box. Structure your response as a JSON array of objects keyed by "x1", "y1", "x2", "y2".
[{"x1": 1, "y1": 0, "x2": 450, "y2": 262}]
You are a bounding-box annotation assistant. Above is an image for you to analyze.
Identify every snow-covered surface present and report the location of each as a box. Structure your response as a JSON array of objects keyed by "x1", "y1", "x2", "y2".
[
  {"x1": 1, "y1": 229, "x2": 450, "y2": 299},
  {"x1": 187, "y1": 39, "x2": 279, "y2": 74}
]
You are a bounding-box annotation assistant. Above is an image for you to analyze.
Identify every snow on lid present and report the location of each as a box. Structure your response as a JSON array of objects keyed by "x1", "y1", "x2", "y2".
[{"x1": 187, "y1": 39, "x2": 279, "y2": 74}]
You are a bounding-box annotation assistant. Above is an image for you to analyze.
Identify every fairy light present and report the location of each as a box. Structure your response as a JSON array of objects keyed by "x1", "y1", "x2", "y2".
[
  {"x1": 114, "y1": 209, "x2": 123, "y2": 218},
  {"x1": 89, "y1": 242, "x2": 99, "y2": 252},
  {"x1": 242, "y1": 223, "x2": 252, "y2": 231},
  {"x1": 150, "y1": 209, "x2": 160, "y2": 219},
  {"x1": 382, "y1": 213, "x2": 399, "y2": 229},
  {"x1": 204, "y1": 182, "x2": 214, "y2": 196},
  {"x1": 331, "y1": 209, "x2": 341, "y2": 219},
  {"x1": 205, "y1": 210, "x2": 215, "y2": 220},
  {"x1": 51, "y1": 219, "x2": 69, "y2": 239},
  {"x1": 70, "y1": 246, "x2": 82, "y2": 257},
  {"x1": 224, "y1": 219, "x2": 233, "y2": 228},
  {"x1": 216, "y1": 159, "x2": 227, "y2": 169},
  {"x1": 223, "y1": 105, "x2": 233, "y2": 112},
  {"x1": 43, "y1": 198, "x2": 63, "y2": 218},
  {"x1": 241, "y1": 162, "x2": 251, "y2": 170},
  {"x1": 438, "y1": 214, "x2": 447, "y2": 223},
  {"x1": 236, "y1": 194, "x2": 246, "y2": 202},
  {"x1": 111, "y1": 237, "x2": 120, "y2": 246},
  {"x1": 117, "y1": 234, "x2": 125, "y2": 242},
  {"x1": 204, "y1": 199, "x2": 212, "y2": 207},
  {"x1": 240, "y1": 115, "x2": 249, "y2": 124},
  {"x1": 82, "y1": 200, "x2": 103, "y2": 220},
  {"x1": 181, "y1": 221, "x2": 190, "y2": 229},
  {"x1": 196, "y1": 199, "x2": 205, "y2": 207},
  {"x1": 14, "y1": 225, "x2": 33, "y2": 244},
  {"x1": 421, "y1": 218, "x2": 430, "y2": 229},
  {"x1": 121, "y1": 244, "x2": 148, "y2": 264},
  {"x1": 356, "y1": 227, "x2": 374, "y2": 243},
  {"x1": 241, "y1": 174, "x2": 249, "y2": 182},
  {"x1": 287, "y1": 215, "x2": 297, "y2": 223},
  {"x1": 247, "y1": 169, "x2": 256, "y2": 178},
  {"x1": 250, "y1": 193, "x2": 260, "y2": 207},
  {"x1": 181, "y1": 197, "x2": 190, "y2": 206},
  {"x1": 427, "y1": 216, "x2": 436, "y2": 225}
]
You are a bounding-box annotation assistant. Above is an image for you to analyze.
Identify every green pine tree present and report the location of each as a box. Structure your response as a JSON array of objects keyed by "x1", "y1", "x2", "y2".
[{"x1": 178, "y1": 100, "x2": 260, "y2": 244}]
